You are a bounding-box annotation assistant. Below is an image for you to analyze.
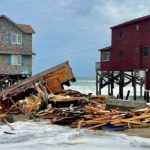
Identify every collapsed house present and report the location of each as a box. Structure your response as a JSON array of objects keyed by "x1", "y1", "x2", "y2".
[
  {"x1": 0, "y1": 61, "x2": 75, "y2": 113},
  {"x1": 0, "y1": 61, "x2": 150, "y2": 132}
]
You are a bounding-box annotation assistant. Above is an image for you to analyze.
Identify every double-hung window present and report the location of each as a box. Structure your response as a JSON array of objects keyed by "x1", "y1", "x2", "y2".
[
  {"x1": 8, "y1": 55, "x2": 25, "y2": 65},
  {"x1": 11, "y1": 33, "x2": 16, "y2": 43},
  {"x1": 11, "y1": 55, "x2": 22, "y2": 65},
  {"x1": 17, "y1": 34, "x2": 22, "y2": 44},
  {"x1": 8, "y1": 32, "x2": 23, "y2": 44}
]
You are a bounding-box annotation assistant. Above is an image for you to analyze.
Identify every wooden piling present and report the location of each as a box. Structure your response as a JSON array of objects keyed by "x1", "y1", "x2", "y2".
[
  {"x1": 96, "y1": 71, "x2": 98, "y2": 95},
  {"x1": 133, "y1": 72, "x2": 137, "y2": 100},
  {"x1": 140, "y1": 80, "x2": 143, "y2": 98},
  {"x1": 119, "y1": 72, "x2": 124, "y2": 99},
  {"x1": 125, "y1": 90, "x2": 130, "y2": 100},
  {"x1": 110, "y1": 71, "x2": 114, "y2": 95}
]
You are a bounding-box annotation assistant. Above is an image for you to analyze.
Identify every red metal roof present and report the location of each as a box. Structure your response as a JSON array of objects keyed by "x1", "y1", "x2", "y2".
[{"x1": 111, "y1": 15, "x2": 150, "y2": 29}]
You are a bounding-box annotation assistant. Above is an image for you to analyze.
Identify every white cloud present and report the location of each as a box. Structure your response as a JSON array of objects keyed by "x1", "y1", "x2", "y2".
[
  {"x1": 90, "y1": 0, "x2": 150, "y2": 26},
  {"x1": 1, "y1": 0, "x2": 150, "y2": 76}
]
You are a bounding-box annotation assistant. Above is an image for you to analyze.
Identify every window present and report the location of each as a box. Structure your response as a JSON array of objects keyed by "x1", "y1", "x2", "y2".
[
  {"x1": 143, "y1": 47, "x2": 149, "y2": 56},
  {"x1": 18, "y1": 34, "x2": 22, "y2": 44},
  {"x1": 136, "y1": 24, "x2": 139, "y2": 31},
  {"x1": 11, "y1": 55, "x2": 22, "y2": 65},
  {"x1": 119, "y1": 30, "x2": 124, "y2": 39},
  {"x1": 8, "y1": 32, "x2": 23, "y2": 44},
  {"x1": 118, "y1": 50, "x2": 124, "y2": 58},
  {"x1": 8, "y1": 55, "x2": 25, "y2": 65},
  {"x1": 102, "y1": 52, "x2": 110, "y2": 61},
  {"x1": 11, "y1": 33, "x2": 16, "y2": 43},
  {"x1": 11, "y1": 33, "x2": 22, "y2": 44}
]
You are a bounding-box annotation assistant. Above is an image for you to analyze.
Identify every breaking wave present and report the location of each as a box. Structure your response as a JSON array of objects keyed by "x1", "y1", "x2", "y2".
[
  {"x1": 0, "y1": 121, "x2": 150, "y2": 150},
  {"x1": 66, "y1": 77, "x2": 145, "y2": 98}
]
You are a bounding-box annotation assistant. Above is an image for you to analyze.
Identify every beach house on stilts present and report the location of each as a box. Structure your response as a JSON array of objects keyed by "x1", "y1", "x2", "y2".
[
  {"x1": 96, "y1": 15, "x2": 150, "y2": 102},
  {"x1": 0, "y1": 15, "x2": 35, "y2": 90}
]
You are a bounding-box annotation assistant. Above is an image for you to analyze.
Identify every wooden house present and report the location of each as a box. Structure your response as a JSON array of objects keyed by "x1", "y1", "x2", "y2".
[
  {"x1": 0, "y1": 15, "x2": 35, "y2": 89},
  {"x1": 96, "y1": 15, "x2": 150, "y2": 101}
]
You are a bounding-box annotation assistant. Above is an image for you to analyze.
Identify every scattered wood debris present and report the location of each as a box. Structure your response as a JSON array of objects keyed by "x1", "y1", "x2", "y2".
[
  {"x1": 0, "y1": 61, "x2": 75, "y2": 112},
  {"x1": 0, "y1": 61, "x2": 149, "y2": 132},
  {"x1": 35, "y1": 97, "x2": 150, "y2": 131}
]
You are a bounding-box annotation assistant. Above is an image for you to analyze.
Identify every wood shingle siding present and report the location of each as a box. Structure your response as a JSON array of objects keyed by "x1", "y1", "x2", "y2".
[{"x1": 0, "y1": 15, "x2": 35, "y2": 76}]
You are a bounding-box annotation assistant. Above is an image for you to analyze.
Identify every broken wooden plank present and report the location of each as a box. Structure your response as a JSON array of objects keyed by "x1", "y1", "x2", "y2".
[{"x1": 0, "y1": 61, "x2": 75, "y2": 98}]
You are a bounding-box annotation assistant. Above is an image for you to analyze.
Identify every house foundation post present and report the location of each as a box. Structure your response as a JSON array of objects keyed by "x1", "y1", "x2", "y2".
[{"x1": 119, "y1": 72, "x2": 124, "y2": 99}]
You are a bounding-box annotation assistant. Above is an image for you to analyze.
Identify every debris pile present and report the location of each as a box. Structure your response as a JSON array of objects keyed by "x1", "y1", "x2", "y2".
[
  {"x1": 0, "y1": 61, "x2": 150, "y2": 133},
  {"x1": 0, "y1": 61, "x2": 75, "y2": 113},
  {"x1": 35, "y1": 95, "x2": 150, "y2": 131}
]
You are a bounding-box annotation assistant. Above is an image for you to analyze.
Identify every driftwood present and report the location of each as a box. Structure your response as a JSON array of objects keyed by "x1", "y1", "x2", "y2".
[{"x1": 4, "y1": 131, "x2": 16, "y2": 135}]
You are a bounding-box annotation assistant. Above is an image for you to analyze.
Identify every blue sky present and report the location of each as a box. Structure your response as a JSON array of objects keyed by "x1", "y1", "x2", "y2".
[{"x1": 0, "y1": 0, "x2": 150, "y2": 77}]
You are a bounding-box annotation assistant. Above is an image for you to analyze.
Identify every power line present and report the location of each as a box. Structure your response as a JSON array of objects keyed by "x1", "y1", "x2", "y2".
[{"x1": 33, "y1": 46, "x2": 100, "y2": 60}]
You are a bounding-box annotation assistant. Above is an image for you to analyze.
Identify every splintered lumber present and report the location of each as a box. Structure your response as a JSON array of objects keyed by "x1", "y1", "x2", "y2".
[
  {"x1": 84, "y1": 106, "x2": 118, "y2": 115},
  {"x1": 0, "y1": 61, "x2": 75, "y2": 110},
  {"x1": 134, "y1": 107, "x2": 150, "y2": 114},
  {"x1": 46, "y1": 76, "x2": 63, "y2": 93},
  {"x1": 57, "y1": 89, "x2": 87, "y2": 97},
  {"x1": 90, "y1": 95, "x2": 115, "y2": 104},
  {"x1": 76, "y1": 104, "x2": 150, "y2": 130},
  {"x1": 22, "y1": 93, "x2": 150, "y2": 130},
  {"x1": 0, "y1": 65, "x2": 150, "y2": 133},
  {"x1": 35, "y1": 110, "x2": 53, "y2": 117},
  {"x1": 78, "y1": 119, "x2": 84, "y2": 129},
  {"x1": 0, "y1": 61, "x2": 75, "y2": 97},
  {"x1": 48, "y1": 94, "x2": 82, "y2": 102},
  {"x1": 111, "y1": 114, "x2": 150, "y2": 128},
  {"x1": 9, "y1": 97, "x2": 24, "y2": 114},
  {"x1": 111, "y1": 114, "x2": 150, "y2": 125},
  {"x1": 84, "y1": 119, "x2": 111, "y2": 125},
  {"x1": 86, "y1": 123, "x2": 107, "y2": 130}
]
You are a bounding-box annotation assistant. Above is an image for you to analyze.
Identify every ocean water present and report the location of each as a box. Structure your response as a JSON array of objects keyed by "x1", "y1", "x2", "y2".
[
  {"x1": 65, "y1": 77, "x2": 96, "y2": 95},
  {"x1": 66, "y1": 77, "x2": 145, "y2": 98},
  {"x1": 0, "y1": 77, "x2": 150, "y2": 150}
]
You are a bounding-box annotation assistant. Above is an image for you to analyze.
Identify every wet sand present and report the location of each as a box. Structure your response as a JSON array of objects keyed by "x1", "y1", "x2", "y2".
[{"x1": 122, "y1": 128, "x2": 150, "y2": 138}]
